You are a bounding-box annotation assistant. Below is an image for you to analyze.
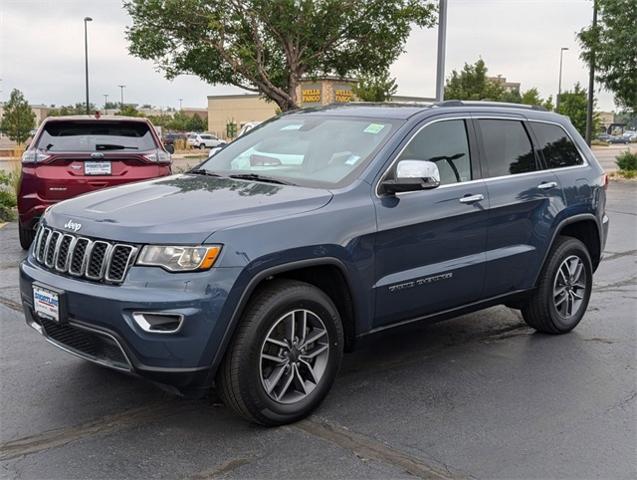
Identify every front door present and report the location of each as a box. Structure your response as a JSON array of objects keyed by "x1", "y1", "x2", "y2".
[{"x1": 372, "y1": 118, "x2": 489, "y2": 328}]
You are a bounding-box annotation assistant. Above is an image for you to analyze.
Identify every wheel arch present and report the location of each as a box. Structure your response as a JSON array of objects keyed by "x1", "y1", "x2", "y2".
[
  {"x1": 210, "y1": 258, "x2": 358, "y2": 380},
  {"x1": 535, "y1": 214, "x2": 602, "y2": 286}
]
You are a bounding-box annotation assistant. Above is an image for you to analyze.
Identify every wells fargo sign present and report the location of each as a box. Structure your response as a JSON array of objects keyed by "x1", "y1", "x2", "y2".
[
  {"x1": 302, "y1": 88, "x2": 321, "y2": 103},
  {"x1": 335, "y1": 89, "x2": 353, "y2": 103}
]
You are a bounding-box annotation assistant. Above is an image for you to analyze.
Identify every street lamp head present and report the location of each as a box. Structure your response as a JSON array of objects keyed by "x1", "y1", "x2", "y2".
[
  {"x1": 561, "y1": 47, "x2": 569, "y2": 51},
  {"x1": 84, "y1": 17, "x2": 93, "y2": 22}
]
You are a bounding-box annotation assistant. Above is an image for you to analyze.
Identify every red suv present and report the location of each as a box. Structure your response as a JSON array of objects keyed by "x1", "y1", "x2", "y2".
[{"x1": 18, "y1": 115, "x2": 172, "y2": 249}]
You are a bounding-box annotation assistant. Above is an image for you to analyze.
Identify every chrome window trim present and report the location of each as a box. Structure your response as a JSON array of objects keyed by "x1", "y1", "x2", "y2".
[{"x1": 375, "y1": 115, "x2": 590, "y2": 199}]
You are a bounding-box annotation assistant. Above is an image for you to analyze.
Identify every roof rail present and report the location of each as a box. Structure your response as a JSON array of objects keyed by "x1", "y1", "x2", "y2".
[{"x1": 435, "y1": 100, "x2": 548, "y2": 112}]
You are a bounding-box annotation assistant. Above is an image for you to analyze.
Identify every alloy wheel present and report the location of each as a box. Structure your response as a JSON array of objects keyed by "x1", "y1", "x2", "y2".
[
  {"x1": 553, "y1": 254, "x2": 587, "y2": 318},
  {"x1": 259, "y1": 309, "x2": 330, "y2": 404}
]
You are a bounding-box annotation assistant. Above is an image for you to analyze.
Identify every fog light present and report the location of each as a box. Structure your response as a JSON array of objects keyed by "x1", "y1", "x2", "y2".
[{"x1": 132, "y1": 312, "x2": 184, "y2": 334}]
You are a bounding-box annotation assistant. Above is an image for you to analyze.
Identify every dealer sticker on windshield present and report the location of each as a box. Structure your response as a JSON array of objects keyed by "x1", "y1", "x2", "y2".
[{"x1": 363, "y1": 123, "x2": 385, "y2": 134}]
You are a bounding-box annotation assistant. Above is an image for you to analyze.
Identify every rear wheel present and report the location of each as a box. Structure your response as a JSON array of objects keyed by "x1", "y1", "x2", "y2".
[
  {"x1": 198, "y1": 144, "x2": 206, "y2": 150},
  {"x1": 217, "y1": 279, "x2": 344, "y2": 426},
  {"x1": 522, "y1": 236, "x2": 592, "y2": 334},
  {"x1": 19, "y1": 222, "x2": 36, "y2": 250}
]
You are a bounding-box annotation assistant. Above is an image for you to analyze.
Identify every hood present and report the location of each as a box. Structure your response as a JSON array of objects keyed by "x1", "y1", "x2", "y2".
[{"x1": 45, "y1": 174, "x2": 333, "y2": 244}]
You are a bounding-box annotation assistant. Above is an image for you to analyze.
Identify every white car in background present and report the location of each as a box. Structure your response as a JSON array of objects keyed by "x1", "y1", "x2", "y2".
[{"x1": 187, "y1": 133, "x2": 225, "y2": 149}]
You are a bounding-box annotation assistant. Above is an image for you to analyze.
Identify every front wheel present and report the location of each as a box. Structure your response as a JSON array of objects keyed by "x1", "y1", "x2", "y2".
[
  {"x1": 216, "y1": 279, "x2": 344, "y2": 426},
  {"x1": 521, "y1": 236, "x2": 593, "y2": 334}
]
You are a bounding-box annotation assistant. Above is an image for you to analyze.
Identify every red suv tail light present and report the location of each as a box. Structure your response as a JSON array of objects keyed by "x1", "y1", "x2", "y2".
[
  {"x1": 142, "y1": 149, "x2": 172, "y2": 164},
  {"x1": 22, "y1": 150, "x2": 51, "y2": 164}
]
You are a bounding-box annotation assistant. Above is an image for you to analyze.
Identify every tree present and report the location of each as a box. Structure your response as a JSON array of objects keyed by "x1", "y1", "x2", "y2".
[
  {"x1": 48, "y1": 103, "x2": 97, "y2": 116},
  {"x1": 118, "y1": 105, "x2": 141, "y2": 117},
  {"x1": 186, "y1": 114, "x2": 206, "y2": 132},
  {"x1": 557, "y1": 83, "x2": 599, "y2": 136},
  {"x1": 578, "y1": 0, "x2": 637, "y2": 113},
  {"x1": 0, "y1": 89, "x2": 36, "y2": 144},
  {"x1": 125, "y1": 0, "x2": 437, "y2": 111},
  {"x1": 444, "y1": 59, "x2": 505, "y2": 101},
  {"x1": 353, "y1": 71, "x2": 398, "y2": 102},
  {"x1": 520, "y1": 88, "x2": 554, "y2": 111}
]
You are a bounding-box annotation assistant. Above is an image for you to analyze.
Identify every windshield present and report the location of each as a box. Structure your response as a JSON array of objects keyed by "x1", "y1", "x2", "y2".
[
  {"x1": 37, "y1": 120, "x2": 157, "y2": 152},
  {"x1": 196, "y1": 114, "x2": 399, "y2": 188}
]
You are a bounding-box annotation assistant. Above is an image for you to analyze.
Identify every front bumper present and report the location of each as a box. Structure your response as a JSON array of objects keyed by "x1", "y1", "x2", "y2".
[{"x1": 20, "y1": 255, "x2": 243, "y2": 395}]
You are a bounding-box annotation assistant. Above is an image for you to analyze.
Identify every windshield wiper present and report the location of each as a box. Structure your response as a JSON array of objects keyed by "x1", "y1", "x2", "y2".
[
  {"x1": 95, "y1": 144, "x2": 139, "y2": 150},
  {"x1": 189, "y1": 168, "x2": 224, "y2": 177},
  {"x1": 228, "y1": 173, "x2": 295, "y2": 186}
]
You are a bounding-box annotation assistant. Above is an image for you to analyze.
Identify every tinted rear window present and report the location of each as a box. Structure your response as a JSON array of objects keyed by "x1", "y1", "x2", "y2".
[
  {"x1": 37, "y1": 121, "x2": 156, "y2": 152},
  {"x1": 531, "y1": 122, "x2": 584, "y2": 169},
  {"x1": 478, "y1": 120, "x2": 537, "y2": 177}
]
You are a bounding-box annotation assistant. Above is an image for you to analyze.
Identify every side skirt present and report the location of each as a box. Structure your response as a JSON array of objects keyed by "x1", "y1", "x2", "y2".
[{"x1": 359, "y1": 289, "x2": 533, "y2": 338}]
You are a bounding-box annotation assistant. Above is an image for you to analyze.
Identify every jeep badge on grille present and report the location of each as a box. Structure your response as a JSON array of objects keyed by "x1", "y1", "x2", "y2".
[{"x1": 64, "y1": 220, "x2": 82, "y2": 232}]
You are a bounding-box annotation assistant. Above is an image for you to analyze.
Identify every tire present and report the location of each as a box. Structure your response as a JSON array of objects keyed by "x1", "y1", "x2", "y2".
[
  {"x1": 199, "y1": 144, "x2": 205, "y2": 150},
  {"x1": 522, "y1": 236, "x2": 593, "y2": 334},
  {"x1": 19, "y1": 222, "x2": 36, "y2": 250},
  {"x1": 217, "y1": 279, "x2": 344, "y2": 426}
]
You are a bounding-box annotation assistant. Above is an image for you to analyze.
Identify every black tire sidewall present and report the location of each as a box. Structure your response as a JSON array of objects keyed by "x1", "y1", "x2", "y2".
[
  {"x1": 544, "y1": 239, "x2": 593, "y2": 332},
  {"x1": 239, "y1": 284, "x2": 343, "y2": 424}
]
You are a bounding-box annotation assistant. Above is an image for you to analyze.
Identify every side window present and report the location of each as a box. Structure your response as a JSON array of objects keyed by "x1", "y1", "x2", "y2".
[
  {"x1": 396, "y1": 120, "x2": 472, "y2": 185},
  {"x1": 478, "y1": 120, "x2": 536, "y2": 177},
  {"x1": 531, "y1": 122, "x2": 584, "y2": 169}
]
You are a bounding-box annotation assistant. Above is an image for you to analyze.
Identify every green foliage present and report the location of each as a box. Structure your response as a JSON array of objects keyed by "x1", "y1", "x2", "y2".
[
  {"x1": 557, "y1": 83, "x2": 599, "y2": 137},
  {"x1": 520, "y1": 88, "x2": 554, "y2": 110},
  {"x1": 186, "y1": 114, "x2": 206, "y2": 132},
  {"x1": 124, "y1": 0, "x2": 437, "y2": 111},
  {"x1": 104, "y1": 101, "x2": 120, "y2": 110},
  {"x1": 444, "y1": 59, "x2": 504, "y2": 100},
  {"x1": 117, "y1": 105, "x2": 141, "y2": 117},
  {"x1": 0, "y1": 89, "x2": 36, "y2": 144},
  {"x1": 353, "y1": 71, "x2": 398, "y2": 102},
  {"x1": 48, "y1": 103, "x2": 97, "y2": 116},
  {"x1": 578, "y1": 0, "x2": 637, "y2": 113},
  {"x1": 445, "y1": 59, "x2": 553, "y2": 110},
  {"x1": 616, "y1": 150, "x2": 637, "y2": 172},
  {"x1": 0, "y1": 170, "x2": 17, "y2": 221}
]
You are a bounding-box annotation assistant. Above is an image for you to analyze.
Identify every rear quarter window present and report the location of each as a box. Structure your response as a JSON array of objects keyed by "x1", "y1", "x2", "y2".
[
  {"x1": 530, "y1": 122, "x2": 584, "y2": 169},
  {"x1": 37, "y1": 121, "x2": 156, "y2": 152}
]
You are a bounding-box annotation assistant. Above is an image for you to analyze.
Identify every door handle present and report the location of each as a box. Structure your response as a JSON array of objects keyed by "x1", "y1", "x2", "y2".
[
  {"x1": 537, "y1": 181, "x2": 558, "y2": 190},
  {"x1": 459, "y1": 193, "x2": 484, "y2": 204}
]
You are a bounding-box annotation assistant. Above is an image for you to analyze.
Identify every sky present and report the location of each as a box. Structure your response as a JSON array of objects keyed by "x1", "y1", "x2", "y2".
[{"x1": 0, "y1": 0, "x2": 616, "y2": 112}]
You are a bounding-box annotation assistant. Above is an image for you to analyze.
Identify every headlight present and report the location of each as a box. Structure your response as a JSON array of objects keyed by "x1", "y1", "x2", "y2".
[{"x1": 137, "y1": 245, "x2": 222, "y2": 272}]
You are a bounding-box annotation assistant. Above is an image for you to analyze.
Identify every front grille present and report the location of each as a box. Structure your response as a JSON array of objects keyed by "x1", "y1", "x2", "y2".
[
  {"x1": 34, "y1": 226, "x2": 137, "y2": 284},
  {"x1": 39, "y1": 317, "x2": 130, "y2": 371}
]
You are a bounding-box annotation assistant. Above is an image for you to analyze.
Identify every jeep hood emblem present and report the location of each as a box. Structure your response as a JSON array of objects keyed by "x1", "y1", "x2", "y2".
[{"x1": 64, "y1": 220, "x2": 82, "y2": 232}]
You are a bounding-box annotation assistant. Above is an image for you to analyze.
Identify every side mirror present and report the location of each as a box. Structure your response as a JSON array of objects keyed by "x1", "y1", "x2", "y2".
[
  {"x1": 165, "y1": 144, "x2": 175, "y2": 154},
  {"x1": 380, "y1": 160, "x2": 440, "y2": 195}
]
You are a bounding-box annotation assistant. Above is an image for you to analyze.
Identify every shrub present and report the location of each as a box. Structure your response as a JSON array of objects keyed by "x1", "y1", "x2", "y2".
[
  {"x1": 616, "y1": 150, "x2": 637, "y2": 172},
  {"x1": 0, "y1": 170, "x2": 17, "y2": 221}
]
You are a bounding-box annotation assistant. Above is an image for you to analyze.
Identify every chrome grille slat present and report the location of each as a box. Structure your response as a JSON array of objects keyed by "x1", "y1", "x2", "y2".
[{"x1": 33, "y1": 227, "x2": 136, "y2": 285}]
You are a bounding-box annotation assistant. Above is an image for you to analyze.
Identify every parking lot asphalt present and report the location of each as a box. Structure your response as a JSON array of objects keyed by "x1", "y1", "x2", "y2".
[{"x1": 1, "y1": 182, "x2": 635, "y2": 480}]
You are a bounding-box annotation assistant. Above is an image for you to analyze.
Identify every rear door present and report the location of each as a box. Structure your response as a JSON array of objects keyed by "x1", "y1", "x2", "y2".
[
  {"x1": 372, "y1": 117, "x2": 489, "y2": 328},
  {"x1": 475, "y1": 117, "x2": 564, "y2": 297},
  {"x1": 31, "y1": 120, "x2": 164, "y2": 201}
]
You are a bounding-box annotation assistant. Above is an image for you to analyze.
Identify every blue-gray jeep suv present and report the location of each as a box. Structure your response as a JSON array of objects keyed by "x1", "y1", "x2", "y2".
[{"x1": 20, "y1": 101, "x2": 609, "y2": 425}]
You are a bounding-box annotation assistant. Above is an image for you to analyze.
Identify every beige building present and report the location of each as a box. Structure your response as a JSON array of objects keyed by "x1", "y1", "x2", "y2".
[
  {"x1": 488, "y1": 75, "x2": 521, "y2": 94},
  {"x1": 208, "y1": 77, "x2": 357, "y2": 139}
]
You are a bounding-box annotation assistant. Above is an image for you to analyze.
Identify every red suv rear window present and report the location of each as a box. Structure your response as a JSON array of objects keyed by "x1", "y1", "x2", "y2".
[{"x1": 37, "y1": 121, "x2": 157, "y2": 152}]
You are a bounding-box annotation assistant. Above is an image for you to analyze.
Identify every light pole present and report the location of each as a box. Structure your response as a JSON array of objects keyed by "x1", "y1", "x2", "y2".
[
  {"x1": 435, "y1": 0, "x2": 448, "y2": 102},
  {"x1": 179, "y1": 98, "x2": 183, "y2": 110},
  {"x1": 103, "y1": 94, "x2": 109, "y2": 112},
  {"x1": 585, "y1": 0, "x2": 598, "y2": 145},
  {"x1": 556, "y1": 47, "x2": 569, "y2": 111},
  {"x1": 118, "y1": 85, "x2": 126, "y2": 108},
  {"x1": 83, "y1": 17, "x2": 93, "y2": 115}
]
